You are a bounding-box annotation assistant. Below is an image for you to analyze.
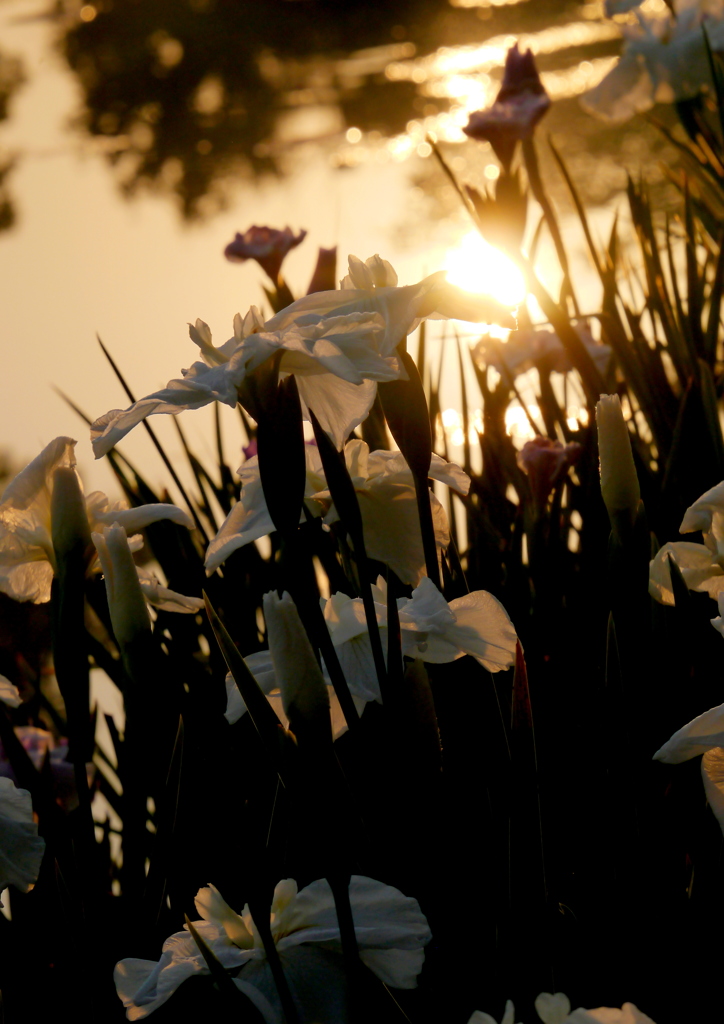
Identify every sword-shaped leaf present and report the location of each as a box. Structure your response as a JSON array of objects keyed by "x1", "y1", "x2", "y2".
[
  {"x1": 379, "y1": 350, "x2": 440, "y2": 589},
  {"x1": 185, "y1": 916, "x2": 267, "y2": 1022},
  {"x1": 204, "y1": 592, "x2": 292, "y2": 785}
]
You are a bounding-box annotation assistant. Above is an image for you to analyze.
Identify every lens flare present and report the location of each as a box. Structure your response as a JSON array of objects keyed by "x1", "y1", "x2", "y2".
[{"x1": 444, "y1": 231, "x2": 526, "y2": 307}]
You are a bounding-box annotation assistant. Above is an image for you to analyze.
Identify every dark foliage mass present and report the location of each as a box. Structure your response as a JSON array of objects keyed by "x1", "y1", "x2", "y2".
[{"x1": 60, "y1": 0, "x2": 446, "y2": 218}]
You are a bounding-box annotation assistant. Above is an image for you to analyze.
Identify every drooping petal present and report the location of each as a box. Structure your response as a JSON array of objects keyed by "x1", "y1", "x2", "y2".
[
  {"x1": 648, "y1": 540, "x2": 721, "y2": 605},
  {"x1": 680, "y1": 480, "x2": 724, "y2": 535},
  {"x1": 91, "y1": 357, "x2": 248, "y2": 459},
  {"x1": 0, "y1": 437, "x2": 77, "y2": 567},
  {"x1": 355, "y1": 483, "x2": 449, "y2": 587},
  {"x1": 296, "y1": 375, "x2": 378, "y2": 451},
  {"x1": 205, "y1": 459, "x2": 277, "y2": 573},
  {"x1": 442, "y1": 591, "x2": 518, "y2": 672},
  {"x1": 420, "y1": 277, "x2": 517, "y2": 329},
  {"x1": 0, "y1": 437, "x2": 76, "y2": 532},
  {"x1": 114, "y1": 928, "x2": 252, "y2": 1021},
  {"x1": 0, "y1": 778, "x2": 45, "y2": 902},
  {"x1": 275, "y1": 875, "x2": 431, "y2": 982},
  {"x1": 653, "y1": 702, "x2": 724, "y2": 763},
  {"x1": 263, "y1": 591, "x2": 330, "y2": 734},
  {"x1": 429, "y1": 453, "x2": 471, "y2": 495}
]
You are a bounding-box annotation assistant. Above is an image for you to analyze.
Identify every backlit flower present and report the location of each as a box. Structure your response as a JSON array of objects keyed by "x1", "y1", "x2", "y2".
[
  {"x1": 654, "y1": 701, "x2": 724, "y2": 836},
  {"x1": 464, "y1": 43, "x2": 551, "y2": 169},
  {"x1": 224, "y1": 225, "x2": 307, "y2": 283},
  {"x1": 0, "y1": 437, "x2": 197, "y2": 606},
  {"x1": 114, "y1": 875, "x2": 431, "y2": 1022},
  {"x1": 582, "y1": 0, "x2": 724, "y2": 123},
  {"x1": 649, "y1": 479, "x2": 724, "y2": 605},
  {"x1": 473, "y1": 324, "x2": 611, "y2": 379},
  {"x1": 206, "y1": 440, "x2": 469, "y2": 587},
  {"x1": 226, "y1": 576, "x2": 517, "y2": 737},
  {"x1": 263, "y1": 590, "x2": 331, "y2": 739},
  {"x1": 266, "y1": 253, "x2": 516, "y2": 359},
  {"x1": 92, "y1": 255, "x2": 514, "y2": 457},
  {"x1": 517, "y1": 436, "x2": 582, "y2": 510},
  {"x1": 91, "y1": 305, "x2": 390, "y2": 456}
]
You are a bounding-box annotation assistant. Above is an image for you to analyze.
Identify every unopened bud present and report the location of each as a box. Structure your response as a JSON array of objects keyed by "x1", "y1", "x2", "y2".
[
  {"x1": 263, "y1": 591, "x2": 330, "y2": 744},
  {"x1": 51, "y1": 466, "x2": 91, "y2": 571},
  {"x1": 92, "y1": 524, "x2": 151, "y2": 648},
  {"x1": 596, "y1": 394, "x2": 640, "y2": 529}
]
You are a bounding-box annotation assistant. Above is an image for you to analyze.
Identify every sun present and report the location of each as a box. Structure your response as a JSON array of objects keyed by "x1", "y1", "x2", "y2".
[{"x1": 444, "y1": 230, "x2": 526, "y2": 308}]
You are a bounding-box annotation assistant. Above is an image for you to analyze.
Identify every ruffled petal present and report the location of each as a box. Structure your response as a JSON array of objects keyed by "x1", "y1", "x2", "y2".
[
  {"x1": 444, "y1": 591, "x2": 518, "y2": 672},
  {"x1": 91, "y1": 360, "x2": 244, "y2": 459},
  {"x1": 0, "y1": 778, "x2": 45, "y2": 900},
  {"x1": 114, "y1": 928, "x2": 251, "y2": 1020},
  {"x1": 648, "y1": 541, "x2": 721, "y2": 605},
  {"x1": 296, "y1": 375, "x2": 377, "y2": 451}
]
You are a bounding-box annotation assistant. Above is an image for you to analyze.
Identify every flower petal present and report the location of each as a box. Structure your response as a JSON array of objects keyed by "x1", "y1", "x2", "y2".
[
  {"x1": 296, "y1": 375, "x2": 377, "y2": 451},
  {"x1": 195, "y1": 884, "x2": 254, "y2": 947},
  {"x1": 535, "y1": 992, "x2": 571, "y2": 1024},
  {"x1": 648, "y1": 540, "x2": 723, "y2": 605},
  {"x1": 114, "y1": 928, "x2": 251, "y2": 1019},
  {"x1": 444, "y1": 591, "x2": 518, "y2": 672},
  {"x1": 680, "y1": 480, "x2": 724, "y2": 537},
  {"x1": 0, "y1": 778, "x2": 45, "y2": 900},
  {"x1": 653, "y1": 702, "x2": 724, "y2": 763},
  {"x1": 0, "y1": 675, "x2": 21, "y2": 708},
  {"x1": 91, "y1": 359, "x2": 245, "y2": 459}
]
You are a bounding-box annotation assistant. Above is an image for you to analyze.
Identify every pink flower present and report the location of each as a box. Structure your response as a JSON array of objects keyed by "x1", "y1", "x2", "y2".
[
  {"x1": 464, "y1": 43, "x2": 550, "y2": 169},
  {"x1": 517, "y1": 436, "x2": 581, "y2": 509},
  {"x1": 224, "y1": 225, "x2": 307, "y2": 283}
]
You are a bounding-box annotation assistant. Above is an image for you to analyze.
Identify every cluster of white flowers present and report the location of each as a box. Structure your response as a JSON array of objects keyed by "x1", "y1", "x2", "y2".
[
  {"x1": 0, "y1": 253, "x2": 520, "y2": 1021},
  {"x1": 225, "y1": 581, "x2": 518, "y2": 738},
  {"x1": 582, "y1": 0, "x2": 724, "y2": 122},
  {"x1": 648, "y1": 479, "x2": 724, "y2": 836},
  {"x1": 115, "y1": 875, "x2": 432, "y2": 1023},
  {"x1": 91, "y1": 253, "x2": 514, "y2": 456}
]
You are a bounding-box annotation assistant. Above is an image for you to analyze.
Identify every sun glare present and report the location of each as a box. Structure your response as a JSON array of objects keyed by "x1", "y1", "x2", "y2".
[{"x1": 444, "y1": 231, "x2": 526, "y2": 307}]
